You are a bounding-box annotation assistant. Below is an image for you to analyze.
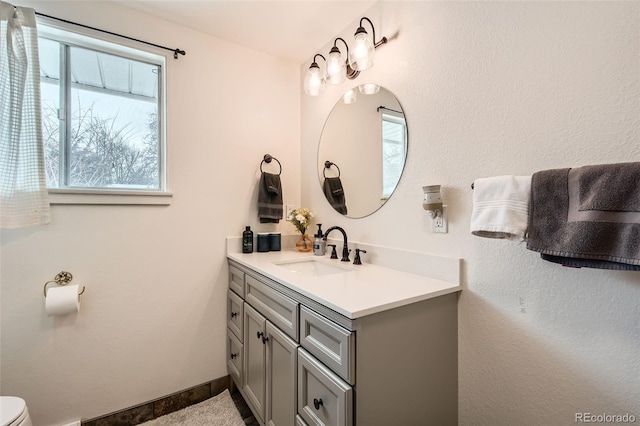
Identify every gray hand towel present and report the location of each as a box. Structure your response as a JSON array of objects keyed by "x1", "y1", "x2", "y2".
[
  {"x1": 323, "y1": 177, "x2": 347, "y2": 215},
  {"x1": 526, "y1": 165, "x2": 640, "y2": 270},
  {"x1": 258, "y1": 172, "x2": 283, "y2": 223}
]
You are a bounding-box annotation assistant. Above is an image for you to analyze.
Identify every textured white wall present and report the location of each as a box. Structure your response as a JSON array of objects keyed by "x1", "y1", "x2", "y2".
[
  {"x1": 301, "y1": 2, "x2": 640, "y2": 425},
  {"x1": 0, "y1": 2, "x2": 300, "y2": 425}
]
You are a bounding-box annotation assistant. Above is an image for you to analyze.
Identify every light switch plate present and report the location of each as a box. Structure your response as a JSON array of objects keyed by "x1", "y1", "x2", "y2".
[{"x1": 286, "y1": 205, "x2": 295, "y2": 218}]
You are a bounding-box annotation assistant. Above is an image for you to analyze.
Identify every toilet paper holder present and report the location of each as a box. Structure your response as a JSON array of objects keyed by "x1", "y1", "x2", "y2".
[{"x1": 43, "y1": 271, "x2": 86, "y2": 298}]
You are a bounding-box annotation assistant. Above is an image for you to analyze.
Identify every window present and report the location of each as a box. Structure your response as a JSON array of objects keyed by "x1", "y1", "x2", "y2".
[
  {"x1": 37, "y1": 24, "x2": 167, "y2": 201},
  {"x1": 381, "y1": 112, "x2": 407, "y2": 199}
]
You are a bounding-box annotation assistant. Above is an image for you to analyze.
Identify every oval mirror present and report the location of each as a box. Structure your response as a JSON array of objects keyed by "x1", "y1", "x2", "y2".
[{"x1": 318, "y1": 86, "x2": 408, "y2": 218}]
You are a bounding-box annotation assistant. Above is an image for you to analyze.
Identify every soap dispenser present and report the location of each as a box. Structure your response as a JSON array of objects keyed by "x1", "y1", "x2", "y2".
[{"x1": 313, "y1": 224, "x2": 326, "y2": 256}]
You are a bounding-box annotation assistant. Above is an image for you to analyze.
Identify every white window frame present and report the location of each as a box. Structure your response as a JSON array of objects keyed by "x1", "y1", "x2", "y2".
[
  {"x1": 381, "y1": 111, "x2": 407, "y2": 200},
  {"x1": 37, "y1": 19, "x2": 171, "y2": 205}
]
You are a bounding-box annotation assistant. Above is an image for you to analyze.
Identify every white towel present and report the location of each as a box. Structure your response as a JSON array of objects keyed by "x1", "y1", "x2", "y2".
[{"x1": 470, "y1": 175, "x2": 531, "y2": 240}]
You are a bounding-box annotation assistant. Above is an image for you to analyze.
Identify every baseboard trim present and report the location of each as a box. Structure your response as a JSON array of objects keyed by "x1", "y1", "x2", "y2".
[{"x1": 82, "y1": 375, "x2": 231, "y2": 426}]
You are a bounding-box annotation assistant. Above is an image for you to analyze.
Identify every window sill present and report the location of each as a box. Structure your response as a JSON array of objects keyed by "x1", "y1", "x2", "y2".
[{"x1": 48, "y1": 189, "x2": 172, "y2": 206}]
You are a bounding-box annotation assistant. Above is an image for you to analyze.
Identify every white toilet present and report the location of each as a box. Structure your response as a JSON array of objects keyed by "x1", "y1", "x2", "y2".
[{"x1": 0, "y1": 397, "x2": 32, "y2": 426}]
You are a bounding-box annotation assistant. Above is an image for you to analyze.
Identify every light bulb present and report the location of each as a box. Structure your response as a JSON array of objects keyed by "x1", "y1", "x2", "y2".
[
  {"x1": 303, "y1": 63, "x2": 325, "y2": 96},
  {"x1": 326, "y1": 50, "x2": 345, "y2": 85},
  {"x1": 349, "y1": 30, "x2": 375, "y2": 71}
]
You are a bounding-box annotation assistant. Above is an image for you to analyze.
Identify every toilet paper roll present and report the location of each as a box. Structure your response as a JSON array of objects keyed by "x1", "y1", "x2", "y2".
[{"x1": 46, "y1": 285, "x2": 80, "y2": 316}]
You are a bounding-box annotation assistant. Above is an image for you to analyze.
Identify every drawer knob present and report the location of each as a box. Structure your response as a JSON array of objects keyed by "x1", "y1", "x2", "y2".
[
  {"x1": 257, "y1": 331, "x2": 264, "y2": 339},
  {"x1": 262, "y1": 336, "x2": 269, "y2": 344},
  {"x1": 231, "y1": 353, "x2": 237, "y2": 359},
  {"x1": 313, "y1": 398, "x2": 323, "y2": 410},
  {"x1": 231, "y1": 312, "x2": 238, "y2": 318}
]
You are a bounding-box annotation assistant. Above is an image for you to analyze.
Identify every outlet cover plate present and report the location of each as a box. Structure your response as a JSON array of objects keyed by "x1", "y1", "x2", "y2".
[{"x1": 432, "y1": 206, "x2": 448, "y2": 233}]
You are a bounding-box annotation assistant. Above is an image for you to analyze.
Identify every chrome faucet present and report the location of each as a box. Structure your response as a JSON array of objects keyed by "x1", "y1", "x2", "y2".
[{"x1": 323, "y1": 226, "x2": 350, "y2": 262}]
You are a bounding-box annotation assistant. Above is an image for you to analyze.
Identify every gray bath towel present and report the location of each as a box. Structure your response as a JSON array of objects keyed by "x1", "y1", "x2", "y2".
[
  {"x1": 323, "y1": 177, "x2": 347, "y2": 215},
  {"x1": 258, "y1": 172, "x2": 283, "y2": 223},
  {"x1": 526, "y1": 164, "x2": 640, "y2": 270}
]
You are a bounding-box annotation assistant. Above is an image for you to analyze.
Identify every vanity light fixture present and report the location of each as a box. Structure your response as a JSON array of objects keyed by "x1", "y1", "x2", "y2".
[
  {"x1": 304, "y1": 16, "x2": 387, "y2": 96},
  {"x1": 303, "y1": 54, "x2": 327, "y2": 96}
]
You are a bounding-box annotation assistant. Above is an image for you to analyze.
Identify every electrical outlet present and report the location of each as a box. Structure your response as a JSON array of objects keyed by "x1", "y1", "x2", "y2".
[{"x1": 432, "y1": 206, "x2": 448, "y2": 233}]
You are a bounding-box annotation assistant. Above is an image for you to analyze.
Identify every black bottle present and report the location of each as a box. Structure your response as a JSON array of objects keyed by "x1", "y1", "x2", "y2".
[
  {"x1": 313, "y1": 224, "x2": 325, "y2": 256},
  {"x1": 242, "y1": 226, "x2": 254, "y2": 253}
]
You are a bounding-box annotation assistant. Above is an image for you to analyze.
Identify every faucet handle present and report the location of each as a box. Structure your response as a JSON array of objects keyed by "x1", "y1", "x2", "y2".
[
  {"x1": 327, "y1": 244, "x2": 338, "y2": 259},
  {"x1": 353, "y1": 249, "x2": 367, "y2": 265}
]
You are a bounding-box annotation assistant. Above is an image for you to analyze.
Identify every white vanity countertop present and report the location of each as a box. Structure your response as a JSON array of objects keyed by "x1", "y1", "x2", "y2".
[{"x1": 227, "y1": 250, "x2": 461, "y2": 319}]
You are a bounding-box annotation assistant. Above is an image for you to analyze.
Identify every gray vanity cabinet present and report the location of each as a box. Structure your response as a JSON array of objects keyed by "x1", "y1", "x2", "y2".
[{"x1": 227, "y1": 259, "x2": 458, "y2": 426}]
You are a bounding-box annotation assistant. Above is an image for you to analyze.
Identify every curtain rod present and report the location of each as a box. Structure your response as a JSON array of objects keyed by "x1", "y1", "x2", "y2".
[
  {"x1": 34, "y1": 11, "x2": 186, "y2": 59},
  {"x1": 377, "y1": 106, "x2": 403, "y2": 115}
]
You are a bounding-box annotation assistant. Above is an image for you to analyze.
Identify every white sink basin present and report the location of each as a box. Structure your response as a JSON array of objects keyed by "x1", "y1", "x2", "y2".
[{"x1": 272, "y1": 258, "x2": 355, "y2": 276}]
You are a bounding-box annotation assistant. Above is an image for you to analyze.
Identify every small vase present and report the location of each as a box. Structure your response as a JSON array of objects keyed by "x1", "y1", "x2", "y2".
[{"x1": 296, "y1": 233, "x2": 313, "y2": 252}]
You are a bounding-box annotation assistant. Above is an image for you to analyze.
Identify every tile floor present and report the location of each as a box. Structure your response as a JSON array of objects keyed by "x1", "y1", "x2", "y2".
[{"x1": 230, "y1": 387, "x2": 260, "y2": 426}]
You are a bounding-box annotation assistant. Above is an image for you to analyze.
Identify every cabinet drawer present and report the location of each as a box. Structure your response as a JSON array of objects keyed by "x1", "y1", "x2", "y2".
[
  {"x1": 298, "y1": 348, "x2": 353, "y2": 426},
  {"x1": 300, "y1": 306, "x2": 355, "y2": 384},
  {"x1": 246, "y1": 274, "x2": 299, "y2": 341},
  {"x1": 227, "y1": 329, "x2": 243, "y2": 387},
  {"x1": 229, "y1": 264, "x2": 245, "y2": 297},
  {"x1": 228, "y1": 291, "x2": 244, "y2": 341}
]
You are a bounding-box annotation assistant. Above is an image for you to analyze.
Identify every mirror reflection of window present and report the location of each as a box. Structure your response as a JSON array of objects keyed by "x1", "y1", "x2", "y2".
[{"x1": 381, "y1": 111, "x2": 407, "y2": 199}]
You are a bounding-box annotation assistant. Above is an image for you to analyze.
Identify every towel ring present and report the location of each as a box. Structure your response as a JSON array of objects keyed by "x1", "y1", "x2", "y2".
[
  {"x1": 260, "y1": 154, "x2": 282, "y2": 176},
  {"x1": 43, "y1": 271, "x2": 86, "y2": 298},
  {"x1": 323, "y1": 161, "x2": 341, "y2": 178}
]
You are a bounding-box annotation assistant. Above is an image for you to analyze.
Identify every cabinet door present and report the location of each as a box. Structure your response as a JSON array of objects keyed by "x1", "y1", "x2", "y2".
[
  {"x1": 266, "y1": 321, "x2": 299, "y2": 426},
  {"x1": 244, "y1": 303, "x2": 266, "y2": 424}
]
